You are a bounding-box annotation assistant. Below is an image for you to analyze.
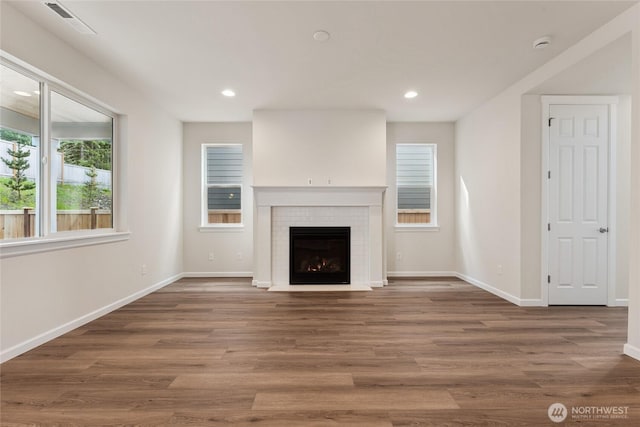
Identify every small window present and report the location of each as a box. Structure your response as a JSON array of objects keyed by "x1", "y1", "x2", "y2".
[
  {"x1": 396, "y1": 143, "x2": 436, "y2": 226},
  {"x1": 202, "y1": 144, "x2": 242, "y2": 226}
]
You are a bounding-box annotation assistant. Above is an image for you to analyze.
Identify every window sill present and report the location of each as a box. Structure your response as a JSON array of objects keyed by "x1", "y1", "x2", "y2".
[
  {"x1": 199, "y1": 225, "x2": 245, "y2": 232},
  {"x1": 0, "y1": 231, "x2": 131, "y2": 259},
  {"x1": 394, "y1": 224, "x2": 440, "y2": 232}
]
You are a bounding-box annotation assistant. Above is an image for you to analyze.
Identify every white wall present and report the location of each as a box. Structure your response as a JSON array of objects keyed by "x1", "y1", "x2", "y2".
[
  {"x1": 0, "y1": 3, "x2": 183, "y2": 360},
  {"x1": 386, "y1": 122, "x2": 456, "y2": 275},
  {"x1": 253, "y1": 110, "x2": 386, "y2": 187},
  {"x1": 617, "y1": 96, "x2": 632, "y2": 303},
  {"x1": 520, "y1": 35, "x2": 633, "y2": 303},
  {"x1": 185, "y1": 121, "x2": 455, "y2": 280},
  {"x1": 455, "y1": 95, "x2": 523, "y2": 300},
  {"x1": 455, "y1": 5, "x2": 640, "y2": 359},
  {"x1": 519, "y1": 95, "x2": 631, "y2": 303},
  {"x1": 182, "y1": 122, "x2": 253, "y2": 275},
  {"x1": 519, "y1": 95, "x2": 542, "y2": 300},
  {"x1": 625, "y1": 8, "x2": 640, "y2": 360},
  {"x1": 455, "y1": 5, "x2": 639, "y2": 307}
]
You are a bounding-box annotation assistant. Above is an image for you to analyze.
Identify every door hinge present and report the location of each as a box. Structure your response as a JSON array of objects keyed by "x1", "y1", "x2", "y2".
[
  {"x1": 548, "y1": 223, "x2": 551, "y2": 231},
  {"x1": 548, "y1": 170, "x2": 551, "y2": 179},
  {"x1": 548, "y1": 117, "x2": 554, "y2": 127},
  {"x1": 547, "y1": 275, "x2": 551, "y2": 284}
]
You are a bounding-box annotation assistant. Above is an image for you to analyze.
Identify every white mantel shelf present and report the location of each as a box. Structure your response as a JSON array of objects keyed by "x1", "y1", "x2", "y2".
[
  {"x1": 252, "y1": 186, "x2": 387, "y2": 190},
  {"x1": 253, "y1": 186, "x2": 387, "y2": 207},
  {"x1": 252, "y1": 185, "x2": 387, "y2": 290}
]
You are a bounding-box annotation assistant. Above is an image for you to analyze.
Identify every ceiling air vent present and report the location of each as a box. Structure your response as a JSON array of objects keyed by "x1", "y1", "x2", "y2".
[{"x1": 44, "y1": 1, "x2": 96, "y2": 35}]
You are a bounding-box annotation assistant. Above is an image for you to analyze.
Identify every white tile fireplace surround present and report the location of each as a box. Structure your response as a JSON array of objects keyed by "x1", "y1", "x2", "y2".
[{"x1": 252, "y1": 186, "x2": 387, "y2": 289}]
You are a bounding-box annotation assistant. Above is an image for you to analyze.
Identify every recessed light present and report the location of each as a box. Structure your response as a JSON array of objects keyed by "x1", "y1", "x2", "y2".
[
  {"x1": 13, "y1": 91, "x2": 31, "y2": 97},
  {"x1": 313, "y1": 30, "x2": 330, "y2": 42},
  {"x1": 533, "y1": 36, "x2": 552, "y2": 49},
  {"x1": 221, "y1": 89, "x2": 236, "y2": 97},
  {"x1": 404, "y1": 91, "x2": 418, "y2": 99}
]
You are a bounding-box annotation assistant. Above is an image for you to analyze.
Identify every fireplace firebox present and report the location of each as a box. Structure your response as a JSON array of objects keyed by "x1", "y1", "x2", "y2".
[{"x1": 289, "y1": 227, "x2": 350, "y2": 284}]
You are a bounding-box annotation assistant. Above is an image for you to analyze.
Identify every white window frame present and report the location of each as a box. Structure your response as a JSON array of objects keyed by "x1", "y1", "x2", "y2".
[
  {"x1": 0, "y1": 55, "x2": 128, "y2": 258},
  {"x1": 200, "y1": 143, "x2": 243, "y2": 229},
  {"x1": 395, "y1": 142, "x2": 438, "y2": 229}
]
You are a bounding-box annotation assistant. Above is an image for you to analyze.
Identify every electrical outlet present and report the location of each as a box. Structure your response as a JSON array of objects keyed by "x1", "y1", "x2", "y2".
[
  {"x1": 497, "y1": 264, "x2": 503, "y2": 275},
  {"x1": 236, "y1": 252, "x2": 243, "y2": 261},
  {"x1": 396, "y1": 252, "x2": 402, "y2": 260},
  {"x1": 141, "y1": 264, "x2": 147, "y2": 275},
  {"x1": 208, "y1": 252, "x2": 215, "y2": 261}
]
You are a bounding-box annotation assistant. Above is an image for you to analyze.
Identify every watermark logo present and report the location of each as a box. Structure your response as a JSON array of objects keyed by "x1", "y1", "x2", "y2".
[
  {"x1": 548, "y1": 403, "x2": 568, "y2": 423},
  {"x1": 548, "y1": 403, "x2": 630, "y2": 422}
]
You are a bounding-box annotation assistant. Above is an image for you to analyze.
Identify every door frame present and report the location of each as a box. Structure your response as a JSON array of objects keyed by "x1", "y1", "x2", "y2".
[{"x1": 541, "y1": 95, "x2": 619, "y2": 306}]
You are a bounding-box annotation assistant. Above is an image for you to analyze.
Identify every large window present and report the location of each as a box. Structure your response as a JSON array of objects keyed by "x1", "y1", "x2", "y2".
[
  {"x1": 396, "y1": 143, "x2": 436, "y2": 226},
  {"x1": 0, "y1": 60, "x2": 115, "y2": 242},
  {"x1": 202, "y1": 144, "x2": 243, "y2": 226}
]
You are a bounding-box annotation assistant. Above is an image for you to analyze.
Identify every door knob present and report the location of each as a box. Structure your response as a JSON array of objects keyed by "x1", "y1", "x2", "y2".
[{"x1": 599, "y1": 227, "x2": 609, "y2": 233}]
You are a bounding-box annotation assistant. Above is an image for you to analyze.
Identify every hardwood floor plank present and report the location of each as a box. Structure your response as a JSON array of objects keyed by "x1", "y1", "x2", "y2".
[
  {"x1": 67, "y1": 348, "x2": 227, "y2": 361},
  {"x1": 1, "y1": 277, "x2": 638, "y2": 426},
  {"x1": 0, "y1": 410, "x2": 174, "y2": 426},
  {"x1": 168, "y1": 410, "x2": 394, "y2": 426},
  {"x1": 47, "y1": 389, "x2": 257, "y2": 411},
  {"x1": 252, "y1": 389, "x2": 459, "y2": 410},
  {"x1": 388, "y1": 409, "x2": 564, "y2": 426},
  {"x1": 448, "y1": 385, "x2": 639, "y2": 409},
  {"x1": 170, "y1": 373, "x2": 354, "y2": 389}
]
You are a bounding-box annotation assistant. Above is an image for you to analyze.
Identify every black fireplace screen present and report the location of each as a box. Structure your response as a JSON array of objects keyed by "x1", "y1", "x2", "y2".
[{"x1": 289, "y1": 227, "x2": 350, "y2": 284}]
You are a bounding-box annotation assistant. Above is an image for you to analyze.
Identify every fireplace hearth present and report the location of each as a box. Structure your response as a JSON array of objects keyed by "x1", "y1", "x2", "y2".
[{"x1": 289, "y1": 227, "x2": 350, "y2": 284}]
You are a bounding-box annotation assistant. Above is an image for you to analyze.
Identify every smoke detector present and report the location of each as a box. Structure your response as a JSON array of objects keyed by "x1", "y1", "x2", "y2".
[
  {"x1": 533, "y1": 36, "x2": 552, "y2": 49},
  {"x1": 44, "y1": 1, "x2": 96, "y2": 35}
]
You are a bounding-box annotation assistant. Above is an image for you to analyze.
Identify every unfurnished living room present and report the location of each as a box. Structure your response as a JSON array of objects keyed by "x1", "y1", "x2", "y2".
[{"x1": 1, "y1": 1, "x2": 640, "y2": 425}]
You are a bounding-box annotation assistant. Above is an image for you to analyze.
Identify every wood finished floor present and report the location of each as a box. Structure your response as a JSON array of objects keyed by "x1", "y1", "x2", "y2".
[{"x1": 1, "y1": 277, "x2": 639, "y2": 426}]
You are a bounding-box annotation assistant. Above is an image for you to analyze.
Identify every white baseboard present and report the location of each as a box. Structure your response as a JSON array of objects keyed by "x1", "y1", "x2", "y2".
[
  {"x1": 387, "y1": 271, "x2": 545, "y2": 306},
  {"x1": 623, "y1": 343, "x2": 640, "y2": 361},
  {"x1": 615, "y1": 298, "x2": 629, "y2": 307},
  {"x1": 455, "y1": 272, "x2": 544, "y2": 307},
  {"x1": 387, "y1": 271, "x2": 457, "y2": 278},
  {"x1": 519, "y1": 298, "x2": 545, "y2": 307},
  {"x1": 0, "y1": 272, "x2": 183, "y2": 363},
  {"x1": 182, "y1": 271, "x2": 253, "y2": 278}
]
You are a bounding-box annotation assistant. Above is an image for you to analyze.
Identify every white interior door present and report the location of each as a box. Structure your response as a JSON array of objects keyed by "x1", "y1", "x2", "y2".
[{"x1": 548, "y1": 104, "x2": 609, "y2": 305}]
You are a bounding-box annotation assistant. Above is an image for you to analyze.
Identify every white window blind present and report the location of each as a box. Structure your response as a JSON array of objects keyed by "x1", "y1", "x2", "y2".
[
  {"x1": 203, "y1": 144, "x2": 243, "y2": 225},
  {"x1": 396, "y1": 143, "x2": 436, "y2": 225}
]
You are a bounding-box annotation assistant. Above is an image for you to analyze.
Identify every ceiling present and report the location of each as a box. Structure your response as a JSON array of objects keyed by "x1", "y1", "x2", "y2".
[
  {"x1": 5, "y1": 1, "x2": 637, "y2": 122},
  {"x1": 530, "y1": 33, "x2": 632, "y2": 95}
]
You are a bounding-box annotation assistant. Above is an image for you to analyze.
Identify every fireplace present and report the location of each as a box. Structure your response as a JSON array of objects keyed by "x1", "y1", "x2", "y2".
[
  {"x1": 252, "y1": 186, "x2": 386, "y2": 288},
  {"x1": 289, "y1": 227, "x2": 350, "y2": 284}
]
